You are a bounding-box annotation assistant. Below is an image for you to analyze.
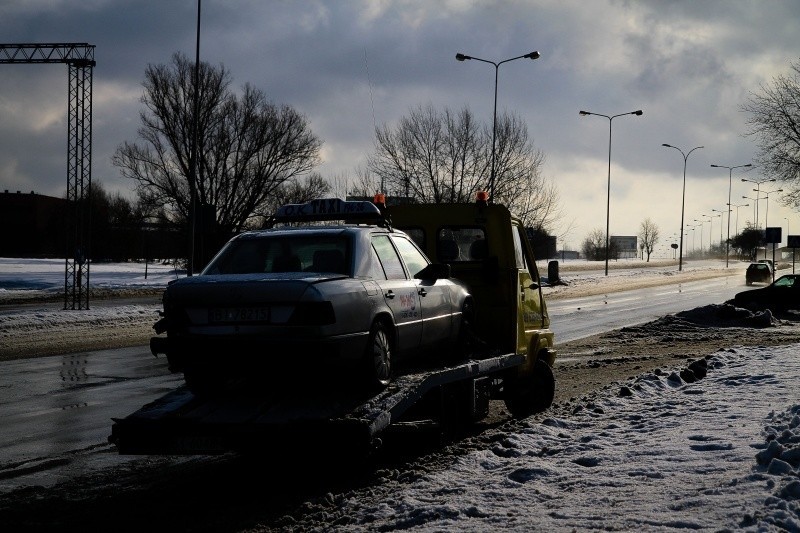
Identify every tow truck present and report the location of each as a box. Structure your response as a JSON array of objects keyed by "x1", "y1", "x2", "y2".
[{"x1": 109, "y1": 193, "x2": 556, "y2": 455}]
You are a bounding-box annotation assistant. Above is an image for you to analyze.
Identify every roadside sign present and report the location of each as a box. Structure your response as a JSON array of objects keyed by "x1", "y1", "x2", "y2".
[
  {"x1": 764, "y1": 227, "x2": 782, "y2": 243},
  {"x1": 787, "y1": 235, "x2": 800, "y2": 248}
]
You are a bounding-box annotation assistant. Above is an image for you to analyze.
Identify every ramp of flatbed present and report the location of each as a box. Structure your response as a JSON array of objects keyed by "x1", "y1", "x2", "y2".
[{"x1": 109, "y1": 353, "x2": 524, "y2": 454}]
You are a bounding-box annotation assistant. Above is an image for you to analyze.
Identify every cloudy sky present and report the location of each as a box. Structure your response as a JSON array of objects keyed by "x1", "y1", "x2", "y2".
[{"x1": 1, "y1": 0, "x2": 798, "y2": 254}]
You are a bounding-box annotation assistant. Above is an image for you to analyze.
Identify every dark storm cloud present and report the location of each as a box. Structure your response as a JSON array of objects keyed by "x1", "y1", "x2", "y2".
[{"x1": 0, "y1": 0, "x2": 797, "y2": 244}]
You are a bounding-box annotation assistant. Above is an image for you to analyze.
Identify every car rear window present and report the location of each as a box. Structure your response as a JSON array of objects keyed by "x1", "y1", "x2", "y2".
[{"x1": 203, "y1": 234, "x2": 351, "y2": 275}]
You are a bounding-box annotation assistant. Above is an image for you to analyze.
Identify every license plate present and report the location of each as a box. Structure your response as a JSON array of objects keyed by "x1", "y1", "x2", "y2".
[{"x1": 208, "y1": 307, "x2": 270, "y2": 323}]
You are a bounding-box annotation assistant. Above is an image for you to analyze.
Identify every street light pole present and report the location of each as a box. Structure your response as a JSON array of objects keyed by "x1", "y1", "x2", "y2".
[
  {"x1": 742, "y1": 177, "x2": 775, "y2": 229},
  {"x1": 580, "y1": 109, "x2": 643, "y2": 275},
  {"x1": 456, "y1": 50, "x2": 540, "y2": 202},
  {"x1": 712, "y1": 208, "x2": 725, "y2": 246},
  {"x1": 761, "y1": 188, "x2": 783, "y2": 230},
  {"x1": 731, "y1": 203, "x2": 749, "y2": 235},
  {"x1": 703, "y1": 213, "x2": 716, "y2": 254},
  {"x1": 663, "y1": 144, "x2": 703, "y2": 271},
  {"x1": 743, "y1": 195, "x2": 760, "y2": 227},
  {"x1": 761, "y1": 187, "x2": 784, "y2": 260},
  {"x1": 711, "y1": 163, "x2": 752, "y2": 267},
  {"x1": 694, "y1": 218, "x2": 705, "y2": 256}
]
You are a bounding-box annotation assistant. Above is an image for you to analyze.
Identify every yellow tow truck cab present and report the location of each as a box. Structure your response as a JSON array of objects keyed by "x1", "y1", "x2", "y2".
[{"x1": 387, "y1": 194, "x2": 556, "y2": 416}]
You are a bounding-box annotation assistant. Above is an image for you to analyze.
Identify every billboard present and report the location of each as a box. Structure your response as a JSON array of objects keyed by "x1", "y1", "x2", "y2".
[{"x1": 610, "y1": 236, "x2": 638, "y2": 259}]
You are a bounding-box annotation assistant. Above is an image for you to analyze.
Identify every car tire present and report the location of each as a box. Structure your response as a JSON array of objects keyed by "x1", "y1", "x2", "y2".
[
  {"x1": 503, "y1": 358, "x2": 555, "y2": 418},
  {"x1": 364, "y1": 320, "x2": 392, "y2": 391}
]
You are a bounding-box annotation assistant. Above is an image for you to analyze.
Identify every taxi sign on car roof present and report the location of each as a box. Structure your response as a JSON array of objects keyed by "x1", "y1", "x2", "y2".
[{"x1": 272, "y1": 198, "x2": 387, "y2": 225}]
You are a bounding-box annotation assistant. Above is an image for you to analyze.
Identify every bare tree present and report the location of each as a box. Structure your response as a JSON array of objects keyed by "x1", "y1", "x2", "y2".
[
  {"x1": 638, "y1": 217, "x2": 660, "y2": 262},
  {"x1": 113, "y1": 52, "x2": 322, "y2": 236},
  {"x1": 582, "y1": 228, "x2": 606, "y2": 261},
  {"x1": 369, "y1": 103, "x2": 561, "y2": 230},
  {"x1": 741, "y1": 59, "x2": 800, "y2": 208},
  {"x1": 249, "y1": 173, "x2": 332, "y2": 228}
]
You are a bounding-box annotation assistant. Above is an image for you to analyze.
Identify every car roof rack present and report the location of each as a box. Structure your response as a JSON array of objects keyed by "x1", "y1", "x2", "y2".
[{"x1": 266, "y1": 198, "x2": 392, "y2": 229}]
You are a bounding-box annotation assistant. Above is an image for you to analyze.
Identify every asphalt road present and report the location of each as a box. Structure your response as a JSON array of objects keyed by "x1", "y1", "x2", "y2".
[
  {"x1": 0, "y1": 273, "x2": 747, "y2": 491},
  {"x1": 547, "y1": 274, "x2": 745, "y2": 343}
]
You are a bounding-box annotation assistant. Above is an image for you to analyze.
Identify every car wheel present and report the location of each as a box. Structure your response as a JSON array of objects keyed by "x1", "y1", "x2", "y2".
[
  {"x1": 503, "y1": 358, "x2": 555, "y2": 418},
  {"x1": 365, "y1": 321, "x2": 392, "y2": 390}
]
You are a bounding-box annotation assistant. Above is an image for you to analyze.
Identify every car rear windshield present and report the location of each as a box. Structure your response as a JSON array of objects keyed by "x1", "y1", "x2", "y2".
[{"x1": 203, "y1": 234, "x2": 351, "y2": 275}]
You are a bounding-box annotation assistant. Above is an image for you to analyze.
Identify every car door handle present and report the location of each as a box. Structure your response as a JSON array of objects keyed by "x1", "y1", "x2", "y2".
[
  {"x1": 385, "y1": 290, "x2": 395, "y2": 299},
  {"x1": 418, "y1": 288, "x2": 427, "y2": 297}
]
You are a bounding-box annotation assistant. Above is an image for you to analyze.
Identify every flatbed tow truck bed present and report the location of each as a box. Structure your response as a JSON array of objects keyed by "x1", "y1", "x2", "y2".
[{"x1": 109, "y1": 352, "x2": 525, "y2": 455}]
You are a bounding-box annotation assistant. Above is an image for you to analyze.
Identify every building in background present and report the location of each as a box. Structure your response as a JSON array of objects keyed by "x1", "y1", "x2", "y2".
[{"x1": 610, "y1": 235, "x2": 638, "y2": 259}]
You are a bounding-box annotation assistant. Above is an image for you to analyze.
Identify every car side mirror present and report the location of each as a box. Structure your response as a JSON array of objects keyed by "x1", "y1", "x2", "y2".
[{"x1": 415, "y1": 263, "x2": 451, "y2": 280}]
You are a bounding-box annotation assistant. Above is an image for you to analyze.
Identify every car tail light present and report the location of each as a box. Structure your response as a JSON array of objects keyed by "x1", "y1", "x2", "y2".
[{"x1": 288, "y1": 302, "x2": 336, "y2": 325}]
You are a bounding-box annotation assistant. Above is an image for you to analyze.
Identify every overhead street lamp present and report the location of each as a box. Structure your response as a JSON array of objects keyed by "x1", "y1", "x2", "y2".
[
  {"x1": 703, "y1": 213, "x2": 718, "y2": 253},
  {"x1": 694, "y1": 218, "x2": 706, "y2": 256},
  {"x1": 456, "y1": 50, "x2": 540, "y2": 202},
  {"x1": 686, "y1": 224, "x2": 697, "y2": 255},
  {"x1": 730, "y1": 202, "x2": 749, "y2": 235},
  {"x1": 760, "y1": 187, "x2": 784, "y2": 260},
  {"x1": 663, "y1": 144, "x2": 703, "y2": 270},
  {"x1": 580, "y1": 109, "x2": 643, "y2": 275},
  {"x1": 761, "y1": 188, "x2": 783, "y2": 230},
  {"x1": 742, "y1": 195, "x2": 761, "y2": 227},
  {"x1": 711, "y1": 208, "x2": 726, "y2": 245},
  {"x1": 741, "y1": 176, "x2": 775, "y2": 229},
  {"x1": 711, "y1": 163, "x2": 752, "y2": 267},
  {"x1": 786, "y1": 217, "x2": 791, "y2": 247}
]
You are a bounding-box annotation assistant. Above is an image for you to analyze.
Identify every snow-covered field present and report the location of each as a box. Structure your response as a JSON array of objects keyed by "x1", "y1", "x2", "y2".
[
  {"x1": 1, "y1": 258, "x2": 799, "y2": 530},
  {"x1": 323, "y1": 345, "x2": 800, "y2": 531},
  {"x1": 0, "y1": 257, "x2": 181, "y2": 299}
]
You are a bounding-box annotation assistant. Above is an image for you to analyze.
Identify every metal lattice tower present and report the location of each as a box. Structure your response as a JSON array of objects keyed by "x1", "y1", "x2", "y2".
[{"x1": 0, "y1": 43, "x2": 96, "y2": 309}]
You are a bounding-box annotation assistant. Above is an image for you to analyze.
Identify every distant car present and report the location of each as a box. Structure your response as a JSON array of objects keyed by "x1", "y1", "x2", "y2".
[
  {"x1": 150, "y1": 198, "x2": 472, "y2": 394},
  {"x1": 734, "y1": 274, "x2": 800, "y2": 313},
  {"x1": 745, "y1": 262, "x2": 772, "y2": 285}
]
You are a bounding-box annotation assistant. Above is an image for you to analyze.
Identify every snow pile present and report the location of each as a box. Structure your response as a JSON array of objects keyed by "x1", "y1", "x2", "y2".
[
  {"x1": 294, "y1": 346, "x2": 800, "y2": 531},
  {"x1": 650, "y1": 303, "x2": 778, "y2": 330}
]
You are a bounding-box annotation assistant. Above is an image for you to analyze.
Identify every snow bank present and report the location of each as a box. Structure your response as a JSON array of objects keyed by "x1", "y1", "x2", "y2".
[{"x1": 313, "y1": 346, "x2": 800, "y2": 531}]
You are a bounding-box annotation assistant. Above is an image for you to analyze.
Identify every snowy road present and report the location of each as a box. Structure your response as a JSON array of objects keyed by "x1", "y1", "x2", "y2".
[{"x1": 548, "y1": 274, "x2": 745, "y2": 342}]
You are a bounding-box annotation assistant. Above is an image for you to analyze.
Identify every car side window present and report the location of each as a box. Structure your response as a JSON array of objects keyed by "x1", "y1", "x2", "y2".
[
  {"x1": 512, "y1": 226, "x2": 527, "y2": 270},
  {"x1": 368, "y1": 244, "x2": 388, "y2": 280},
  {"x1": 392, "y1": 235, "x2": 429, "y2": 278},
  {"x1": 372, "y1": 235, "x2": 407, "y2": 280}
]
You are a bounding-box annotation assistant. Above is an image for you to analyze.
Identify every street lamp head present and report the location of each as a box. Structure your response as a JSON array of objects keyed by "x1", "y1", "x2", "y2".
[
  {"x1": 579, "y1": 110, "x2": 591, "y2": 116},
  {"x1": 455, "y1": 53, "x2": 470, "y2": 61},
  {"x1": 633, "y1": 110, "x2": 643, "y2": 116},
  {"x1": 524, "y1": 51, "x2": 541, "y2": 60},
  {"x1": 662, "y1": 143, "x2": 672, "y2": 148}
]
